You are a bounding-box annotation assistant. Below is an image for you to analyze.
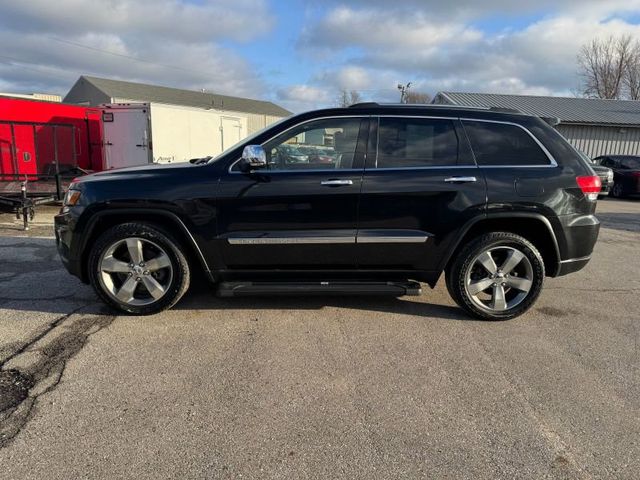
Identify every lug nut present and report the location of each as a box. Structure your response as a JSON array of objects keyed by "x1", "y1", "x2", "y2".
[
  {"x1": 143, "y1": 270, "x2": 149, "y2": 275},
  {"x1": 136, "y1": 277, "x2": 141, "y2": 282},
  {"x1": 140, "y1": 262, "x2": 145, "y2": 267},
  {"x1": 128, "y1": 272, "x2": 132, "y2": 277},
  {"x1": 129, "y1": 263, "x2": 134, "y2": 268}
]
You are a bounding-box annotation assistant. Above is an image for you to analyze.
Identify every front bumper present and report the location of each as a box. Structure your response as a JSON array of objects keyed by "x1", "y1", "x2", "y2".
[{"x1": 54, "y1": 207, "x2": 84, "y2": 281}]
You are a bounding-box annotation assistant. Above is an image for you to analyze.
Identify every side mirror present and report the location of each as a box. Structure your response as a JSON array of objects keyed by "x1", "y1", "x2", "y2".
[{"x1": 240, "y1": 145, "x2": 267, "y2": 172}]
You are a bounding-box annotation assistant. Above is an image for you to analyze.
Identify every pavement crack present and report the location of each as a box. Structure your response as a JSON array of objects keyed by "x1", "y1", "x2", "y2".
[{"x1": 0, "y1": 307, "x2": 116, "y2": 449}]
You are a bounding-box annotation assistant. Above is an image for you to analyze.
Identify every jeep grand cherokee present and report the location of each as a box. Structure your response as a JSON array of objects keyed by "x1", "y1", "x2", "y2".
[{"x1": 55, "y1": 103, "x2": 601, "y2": 320}]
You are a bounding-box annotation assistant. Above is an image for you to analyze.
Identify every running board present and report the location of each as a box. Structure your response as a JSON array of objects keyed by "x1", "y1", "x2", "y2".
[{"x1": 216, "y1": 281, "x2": 422, "y2": 298}]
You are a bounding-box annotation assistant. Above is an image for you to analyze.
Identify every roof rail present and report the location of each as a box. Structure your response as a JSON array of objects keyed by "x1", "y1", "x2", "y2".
[
  {"x1": 348, "y1": 102, "x2": 380, "y2": 108},
  {"x1": 488, "y1": 106, "x2": 522, "y2": 114}
]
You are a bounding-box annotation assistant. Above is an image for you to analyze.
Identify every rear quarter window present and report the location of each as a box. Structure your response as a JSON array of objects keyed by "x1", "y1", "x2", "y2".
[{"x1": 462, "y1": 120, "x2": 551, "y2": 166}]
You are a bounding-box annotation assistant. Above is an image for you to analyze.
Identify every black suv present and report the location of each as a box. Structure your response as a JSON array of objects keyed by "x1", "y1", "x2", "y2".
[{"x1": 55, "y1": 104, "x2": 601, "y2": 320}]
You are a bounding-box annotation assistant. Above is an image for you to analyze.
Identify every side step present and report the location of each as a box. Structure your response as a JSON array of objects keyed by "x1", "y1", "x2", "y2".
[{"x1": 217, "y1": 280, "x2": 422, "y2": 298}]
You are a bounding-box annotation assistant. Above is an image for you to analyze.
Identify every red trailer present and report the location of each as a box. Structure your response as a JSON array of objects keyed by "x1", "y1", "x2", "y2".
[{"x1": 0, "y1": 96, "x2": 104, "y2": 228}]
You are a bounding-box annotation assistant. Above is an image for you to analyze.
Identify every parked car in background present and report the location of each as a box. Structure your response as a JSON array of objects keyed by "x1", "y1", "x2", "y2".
[
  {"x1": 593, "y1": 155, "x2": 640, "y2": 198},
  {"x1": 55, "y1": 104, "x2": 601, "y2": 320}
]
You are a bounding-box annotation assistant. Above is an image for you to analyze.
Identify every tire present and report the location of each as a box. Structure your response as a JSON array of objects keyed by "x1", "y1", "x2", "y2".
[
  {"x1": 610, "y1": 182, "x2": 625, "y2": 198},
  {"x1": 445, "y1": 232, "x2": 545, "y2": 321},
  {"x1": 88, "y1": 223, "x2": 190, "y2": 315}
]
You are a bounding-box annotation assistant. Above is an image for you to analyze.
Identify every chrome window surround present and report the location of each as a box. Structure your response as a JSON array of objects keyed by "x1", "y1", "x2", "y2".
[{"x1": 226, "y1": 114, "x2": 559, "y2": 174}]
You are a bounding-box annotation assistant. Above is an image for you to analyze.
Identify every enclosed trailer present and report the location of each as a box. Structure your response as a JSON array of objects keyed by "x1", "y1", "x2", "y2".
[
  {"x1": 0, "y1": 96, "x2": 103, "y2": 228},
  {"x1": 0, "y1": 96, "x2": 102, "y2": 180},
  {"x1": 100, "y1": 103, "x2": 247, "y2": 169}
]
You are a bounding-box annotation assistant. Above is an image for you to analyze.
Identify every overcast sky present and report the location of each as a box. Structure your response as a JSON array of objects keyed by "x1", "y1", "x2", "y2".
[{"x1": 1, "y1": 0, "x2": 640, "y2": 112}]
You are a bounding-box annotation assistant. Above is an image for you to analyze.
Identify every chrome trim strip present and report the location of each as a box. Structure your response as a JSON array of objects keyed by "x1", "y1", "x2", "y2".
[
  {"x1": 227, "y1": 236, "x2": 355, "y2": 245},
  {"x1": 357, "y1": 236, "x2": 429, "y2": 244},
  {"x1": 459, "y1": 117, "x2": 559, "y2": 167},
  {"x1": 559, "y1": 255, "x2": 592, "y2": 264}
]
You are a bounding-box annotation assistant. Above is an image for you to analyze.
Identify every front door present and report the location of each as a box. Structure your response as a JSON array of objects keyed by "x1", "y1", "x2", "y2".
[
  {"x1": 357, "y1": 116, "x2": 487, "y2": 272},
  {"x1": 215, "y1": 116, "x2": 369, "y2": 270}
]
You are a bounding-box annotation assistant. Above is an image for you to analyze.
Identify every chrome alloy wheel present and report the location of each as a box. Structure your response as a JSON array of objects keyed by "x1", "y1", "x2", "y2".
[
  {"x1": 464, "y1": 246, "x2": 534, "y2": 312},
  {"x1": 98, "y1": 237, "x2": 173, "y2": 307}
]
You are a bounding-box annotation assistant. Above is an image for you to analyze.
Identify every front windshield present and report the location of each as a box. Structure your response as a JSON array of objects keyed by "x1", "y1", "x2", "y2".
[{"x1": 207, "y1": 117, "x2": 291, "y2": 164}]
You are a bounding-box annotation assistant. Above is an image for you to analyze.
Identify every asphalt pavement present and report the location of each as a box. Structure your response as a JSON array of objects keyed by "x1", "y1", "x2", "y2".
[{"x1": 0, "y1": 199, "x2": 638, "y2": 479}]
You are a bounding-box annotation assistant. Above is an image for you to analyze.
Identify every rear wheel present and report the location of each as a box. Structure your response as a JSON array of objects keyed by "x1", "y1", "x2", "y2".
[
  {"x1": 88, "y1": 223, "x2": 190, "y2": 314},
  {"x1": 446, "y1": 232, "x2": 545, "y2": 320}
]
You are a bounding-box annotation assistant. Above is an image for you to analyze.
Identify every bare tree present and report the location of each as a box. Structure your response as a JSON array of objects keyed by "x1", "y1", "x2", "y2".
[
  {"x1": 624, "y1": 42, "x2": 640, "y2": 100},
  {"x1": 578, "y1": 35, "x2": 633, "y2": 99},
  {"x1": 337, "y1": 89, "x2": 362, "y2": 107},
  {"x1": 404, "y1": 91, "x2": 431, "y2": 104}
]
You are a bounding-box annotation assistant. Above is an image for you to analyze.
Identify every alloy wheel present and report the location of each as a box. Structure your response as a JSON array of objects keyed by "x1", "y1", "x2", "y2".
[
  {"x1": 98, "y1": 237, "x2": 173, "y2": 306},
  {"x1": 464, "y1": 246, "x2": 534, "y2": 312}
]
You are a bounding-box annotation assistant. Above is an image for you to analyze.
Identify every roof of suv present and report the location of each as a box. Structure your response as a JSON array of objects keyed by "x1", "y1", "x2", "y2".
[{"x1": 297, "y1": 103, "x2": 545, "y2": 126}]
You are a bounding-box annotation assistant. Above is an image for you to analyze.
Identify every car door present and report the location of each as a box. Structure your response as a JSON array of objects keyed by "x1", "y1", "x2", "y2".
[
  {"x1": 357, "y1": 115, "x2": 486, "y2": 272},
  {"x1": 215, "y1": 116, "x2": 369, "y2": 270}
]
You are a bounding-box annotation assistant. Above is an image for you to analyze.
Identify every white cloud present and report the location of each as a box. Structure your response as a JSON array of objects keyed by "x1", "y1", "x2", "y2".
[
  {"x1": 289, "y1": 3, "x2": 640, "y2": 111},
  {"x1": 0, "y1": 0, "x2": 273, "y2": 97}
]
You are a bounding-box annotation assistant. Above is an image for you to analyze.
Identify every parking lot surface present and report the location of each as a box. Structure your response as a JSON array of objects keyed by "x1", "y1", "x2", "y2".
[{"x1": 0, "y1": 199, "x2": 639, "y2": 479}]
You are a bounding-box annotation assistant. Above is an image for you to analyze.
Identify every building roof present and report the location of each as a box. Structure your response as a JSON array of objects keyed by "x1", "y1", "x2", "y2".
[
  {"x1": 67, "y1": 76, "x2": 292, "y2": 117},
  {"x1": 434, "y1": 91, "x2": 640, "y2": 126}
]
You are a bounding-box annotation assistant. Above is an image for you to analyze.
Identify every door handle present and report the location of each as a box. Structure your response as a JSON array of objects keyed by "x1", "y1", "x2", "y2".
[
  {"x1": 321, "y1": 179, "x2": 353, "y2": 186},
  {"x1": 444, "y1": 176, "x2": 477, "y2": 183}
]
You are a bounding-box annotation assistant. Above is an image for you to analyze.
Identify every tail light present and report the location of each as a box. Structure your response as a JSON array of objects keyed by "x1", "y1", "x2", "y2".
[{"x1": 576, "y1": 175, "x2": 601, "y2": 201}]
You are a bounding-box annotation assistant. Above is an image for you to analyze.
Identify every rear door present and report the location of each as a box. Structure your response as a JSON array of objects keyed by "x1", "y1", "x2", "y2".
[
  {"x1": 102, "y1": 108, "x2": 151, "y2": 169},
  {"x1": 357, "y1": 115, "x2": 486, "y2": 272}
]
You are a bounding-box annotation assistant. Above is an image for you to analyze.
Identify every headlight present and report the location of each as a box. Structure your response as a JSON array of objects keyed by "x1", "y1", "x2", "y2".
[{"x1": 63, "y1": 189, "x2": 82, "y2": 207}]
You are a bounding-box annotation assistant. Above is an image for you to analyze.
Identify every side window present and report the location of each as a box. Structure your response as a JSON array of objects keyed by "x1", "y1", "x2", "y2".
[
  {"x1": 376, "y1": 118, "x2": 459, "y2": 168},
  {"x1": 257, "y1": 118, "x2": 364, "y2": 171},
  {"x1": 463, "y1": 120, "x2": 551, "y2": 166}
]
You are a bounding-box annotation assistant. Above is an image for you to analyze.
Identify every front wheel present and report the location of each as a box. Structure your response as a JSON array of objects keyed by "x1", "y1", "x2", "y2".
[
  {"x1": 88, "y1": 223, "x2": 191, "y2": 315},
  {"x1": 446, "y1": 232, "x2": 545, "y2": 320}
]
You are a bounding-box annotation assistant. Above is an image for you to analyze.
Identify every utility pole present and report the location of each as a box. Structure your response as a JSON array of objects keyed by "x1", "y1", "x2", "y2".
[{"x1": 398, "y1": 82, "x2": 412, "y2": 103}]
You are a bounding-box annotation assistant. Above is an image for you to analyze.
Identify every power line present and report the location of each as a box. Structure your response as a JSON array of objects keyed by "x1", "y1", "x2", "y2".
[{"x1": 48, "y1": 36, "x2": 206, "y2": 76}]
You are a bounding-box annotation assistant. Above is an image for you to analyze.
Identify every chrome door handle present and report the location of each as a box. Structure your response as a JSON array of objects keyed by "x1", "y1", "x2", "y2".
[
  {"x1": 444, "y1": 176, "x2": 477, "y2": 183},
  {"x1": 321, "y1": 179, "x2": 353, "y2": 186}
]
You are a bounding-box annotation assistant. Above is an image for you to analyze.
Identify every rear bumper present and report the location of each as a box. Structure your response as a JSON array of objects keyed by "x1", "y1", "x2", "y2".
[
  {"x1": 556, "y1": 255, "x2": 591, "y2": 276},
  {"x1": 553, "y1": 214, "x2": 600, "y2": 277}
]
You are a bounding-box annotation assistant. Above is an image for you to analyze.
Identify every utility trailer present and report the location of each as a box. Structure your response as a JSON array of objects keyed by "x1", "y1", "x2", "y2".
[
  {"x1": 100, "y1": 103, "x2": 247, "y2": 169},
  {"x1": 0, "y1": 96, "x2": 103, "y2": 229}
]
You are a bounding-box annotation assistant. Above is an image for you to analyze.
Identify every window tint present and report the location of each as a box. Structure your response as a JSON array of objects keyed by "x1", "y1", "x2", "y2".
[
  {"x1": 463, "y1": 120, "x2": 550, "y2": 166},
  {"x1": 376, "y1": 118, "x2": 459, "y2": 168},
  {"x1": 242, "y1": 117, "x2": 363, "y2": 172}
]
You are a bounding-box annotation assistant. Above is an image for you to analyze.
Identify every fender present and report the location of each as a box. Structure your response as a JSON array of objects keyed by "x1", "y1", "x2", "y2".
[
  {"x1": 437, "y1": 212, "x2": 562, "y2": 276},
  {"x1": 79, "y1": 207, "x2": 212, "y2": 280}
]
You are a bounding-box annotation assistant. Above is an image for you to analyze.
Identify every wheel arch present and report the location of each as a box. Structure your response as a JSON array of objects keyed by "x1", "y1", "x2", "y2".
[
  {"x1": 78, "y1": 209, "x2": 211, "y2": 283},
  {"x1": 440, "y1": 213, "x2": 561, "y2": 278}
]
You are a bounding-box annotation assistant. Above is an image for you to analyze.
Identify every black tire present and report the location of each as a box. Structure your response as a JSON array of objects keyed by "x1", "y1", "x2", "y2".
[
  {"x1": 445, "y1": 232, "x2": 545, "y2": 320},
  {"x1": 610, "y1": 182, "x2": 625, "y2": 198},
  {"x1": 88, "y1": 223, "x2": 190, "y2": 315}
]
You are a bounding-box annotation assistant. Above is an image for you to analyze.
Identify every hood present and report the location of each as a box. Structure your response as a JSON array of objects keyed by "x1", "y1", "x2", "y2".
[{"x1": 72, "y1": 161, "x2": 201, "y2": 185}]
